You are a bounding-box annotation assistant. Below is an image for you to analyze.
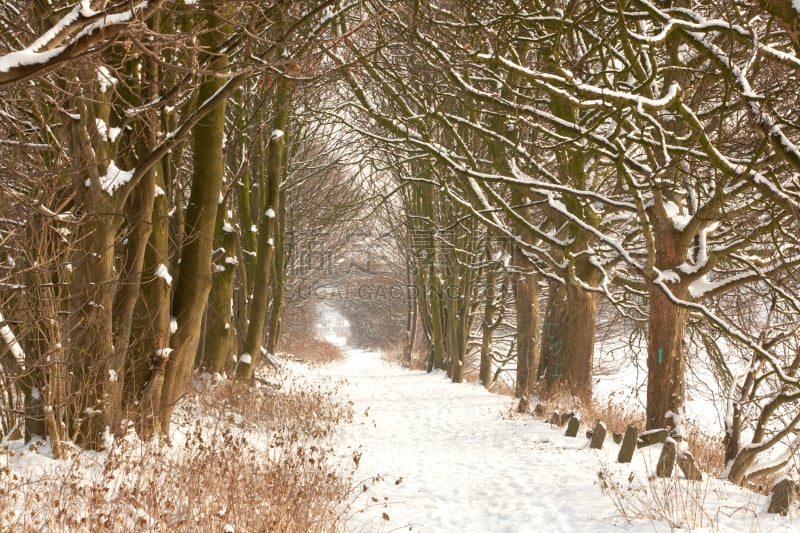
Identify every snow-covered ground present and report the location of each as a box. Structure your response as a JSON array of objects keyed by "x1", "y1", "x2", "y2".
[
  {"x1": 2, "y1": 344, "x2": 796, "y2": 532},
  {"x1": 298, "y1": 347, "x2": 797, "y2": 533}
]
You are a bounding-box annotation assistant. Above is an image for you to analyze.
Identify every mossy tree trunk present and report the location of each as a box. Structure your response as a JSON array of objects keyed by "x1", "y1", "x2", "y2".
[
  {"x1": 201, "y1": 206, "x2": 239, "y2": 373},
  {"x1": 236, "y1": 44, "x2": 292, "y2": 380},
  {"x1": 266, "y1": 187, "x2": 288, "y2": 357},
  {"x1": 479, "y1": 242, "x2": 506, "y2": 389},
  {"x1": 540, "y1": 257, "x2": 602, "y2": 402},
  {"x1": 160, "y1": 4, "x2": 232, "y2": 431}
]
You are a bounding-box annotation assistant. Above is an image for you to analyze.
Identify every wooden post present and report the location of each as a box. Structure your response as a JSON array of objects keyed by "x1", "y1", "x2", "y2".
[
  {"x1": 589, "y1": 421, "x2": 606, "y2": 449},
  {"x1": 656, "y1": 438, "x2": 677, "y2": 478},
  {"x1": 637, "y1": 428, "x2": 668, "y2": 448},
  {"x1": 768, "y1": 478, "x2": 797, "y2": 516},
  {"x1": 565, "y1": 416, "x2": 580, "y2": 437},
  {"x1": 677, "y1": 449, "x2": 702, "y2": 481},
  {"x1": 560, "y1": 411, "x2": 576, "y2": 427},
  {"x1": 617, "y1": 424, "x2": 638, "y2": 464}
]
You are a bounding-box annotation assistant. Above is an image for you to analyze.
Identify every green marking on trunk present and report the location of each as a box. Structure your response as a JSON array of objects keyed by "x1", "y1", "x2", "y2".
[{"x1": 658, "y1": 348, "x2": 664, "y2": 365}]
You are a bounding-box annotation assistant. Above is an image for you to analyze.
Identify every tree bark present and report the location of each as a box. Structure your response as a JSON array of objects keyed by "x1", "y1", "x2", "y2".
[
  {"x1": 510, "y1": 186, "x2": 541, "y2": 411},
  {"x1": 403, "y1": 250, "x2": 419, "y2": 364},
  {"x1": 237, "y1": 64, "x2": 291, "y2": 380},
  {"x1": 513, "y1": 243, "x2": 540, "y2": 410},
  {"x1": 479, "y1": 248, "x2": 500, "y2": 389},
  {"x1": 112, "y1": 44, "x2": 162, "y2": 386},
  {"x1": 160, "y1": 6, "x2": 231, "y2": 431},
  {"x1": 201, "y1": 205, "x2": 239, "y2": 373},
  {"x1": 646, "y1": 287, "x2": 688, "y2": 431},
  {"x1": 67, "y1": 206, "x2": 122, "y2": 448},
  {"x1": 266, "y1": 187, "x2": 288, "y2": 356},
  {"x1": 540, "y1": 269, "x2": 601, "y2": 402},
  {"x1": 420, "y1": 183, "x2": 446, "y2": 372},
  {"x1": 125, "y1": 168, "x2": 172, "y2": 439},
  {"x1": 66, "y1": 87, "x2": 127, "y2": 448},
  {"x1": 645, "y1": 211, "x2": 690, "y2": 431}
]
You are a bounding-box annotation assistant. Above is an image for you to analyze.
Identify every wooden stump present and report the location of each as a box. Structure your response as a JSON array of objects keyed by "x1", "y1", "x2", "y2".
[
  {"x1": 768, "y1": 478, "x2": 798, "y2": 516},
  {"x1": 677, "y1": 450, "x2": 702, "y2": 481},
  {"x1": 565, "y1": 416, "x2": 580, "y2": 437},
  {"x1": 589, "y1": 421, "x2": 607, "y2": 449},
  {"x1": 656, "y1": 438, "x2": 677, "y2": 478},
  {"x1": 617, "y1": 424, "x2": 638, "y2": 464},
  {"x1": 638, "y1": 428, "x2": 668, "y2": 448}
]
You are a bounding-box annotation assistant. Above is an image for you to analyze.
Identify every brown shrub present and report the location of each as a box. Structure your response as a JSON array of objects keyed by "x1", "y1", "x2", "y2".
[
  {"x1": 281, "y1": 336, "x2": 346, "y2": 366},
  {"x1": 1, "y1": 374, "x2": 355, "y2": 532}
]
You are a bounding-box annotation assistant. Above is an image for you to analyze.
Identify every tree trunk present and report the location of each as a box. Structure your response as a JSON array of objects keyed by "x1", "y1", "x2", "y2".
[
  {"x1": 479, "y1": 261, "x2": 500, "y2": 389},
  {"x1": 125, "y1": 169, "x2": 172, "y2": 439},
  {"x1": 415, "y1": 256, "x2": 436, "y2": 370},
  {"x1": 445, "y1": 277, "x2": 459, "y2": 381},
  {"x1": 201, "y1": 205, "x2": 239, "y2": 373},
  {"x1": 403, "y1": 257, "x2": 418, "y2": 364},
  {"x1": 236, "y1": 160, "x2": 254, "y2": 354},
  {"x1": 540, "y1": 274, "x2": 600, "y2": 402},
  {"x1": 645, "y1": 201, "x2": 692, "y2": 432},
  {"x1": 428, "y1": 264, "x2": 446, "y2": 371},
  {"x1": 510, "y1": 186, "x2": 541, "y2": 411},
  {"x1": 237, "y1": 66, "x2": 291, "y2": 380},
  {"x1": 514, "y1": 263, "x2": 540, "y2": 410},
  {"x1": 420, "y1": 183, "x2": 446, "y2": 372},
  {"x1": 160, "y1": 7, "x2": 231, "y2": 431},
  {"x1": 445, "y1": 279, "x2": 470, "y2": 384},
  {"x1": 723, "y1": 356, "x2": 760, "y2": 469},
  {"x1": 449, "y1": 240, "x2": 475, "y2": 384},
  {"x1": 66, "y1": 89, "x2": 126, "y2": 448},
  {"x1": 646, "y1": 281, "x2": 688, "y2": 431},
  {"x1": 112, "y1": 48, "x2": 161, "y2": 386},
  {"x1": 266, "y1": 187, "x2": 288, "y2": 356},
  {"x1": 67, "y1": 210, "x2": 122, "y2": 448}
]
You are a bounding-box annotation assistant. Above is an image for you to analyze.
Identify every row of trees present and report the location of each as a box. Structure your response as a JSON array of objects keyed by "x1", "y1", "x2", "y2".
[
  {"x1": 332, "y1": 0, "x2": 800, "y2": 486},
  {"x1": 0, "y1": 0, "x2": 367, "y2": 451},
  {"x1": 1, "y1": 0, "x2": 798, "y2": 489}
]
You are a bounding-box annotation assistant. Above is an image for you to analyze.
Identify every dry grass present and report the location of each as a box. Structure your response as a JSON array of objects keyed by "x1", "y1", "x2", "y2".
[
  {"x1": 1, "y1": 375, "x2": 356, "y2": 532},
  {"x1": 280, "y1": 336, "x2": 346, "y2": 366},
  {"x1": 383, "y1": 346, "x2": 428, "y2": 371},
  {"x1": 578, "y1": 394, "x2": 647, "y2": 445},
  {"x1": 595, "y1": 462, "x2": 759, "y2": 531}
]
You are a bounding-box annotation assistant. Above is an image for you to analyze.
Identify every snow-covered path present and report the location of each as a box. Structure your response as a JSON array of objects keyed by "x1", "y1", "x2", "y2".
[
  {"x1": 309, "y1": 349, "x2": 623, "y2": 532},
  {"x1": 303, "y1": 349, "x2": 794, "y2": 533}
]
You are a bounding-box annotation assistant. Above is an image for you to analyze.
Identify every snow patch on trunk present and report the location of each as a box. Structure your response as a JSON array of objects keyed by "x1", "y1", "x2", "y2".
[{"x1": 154, "y1": 263, "x2": 172, "y2": 286}]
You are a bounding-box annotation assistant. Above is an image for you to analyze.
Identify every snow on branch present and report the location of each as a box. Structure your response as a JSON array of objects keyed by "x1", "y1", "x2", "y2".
[
  {"x1": 0, "y1": 1, "x2": 165, "y2": 87},
  {"x1": 624, "y1": 0, "x2": 750, "y2": 45},
  {"x1": 634, "y1": 0, "x2": 800, "y2": 178},
  {"x1": 486, "y1": 54, "x2": 681, "y2": 114},
  {"x1": 650, "y1": 275, "x2": 800, "y2": 388},
  {"x1": 0, "y1": 310, "x2": 25, "y2": 370}
]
